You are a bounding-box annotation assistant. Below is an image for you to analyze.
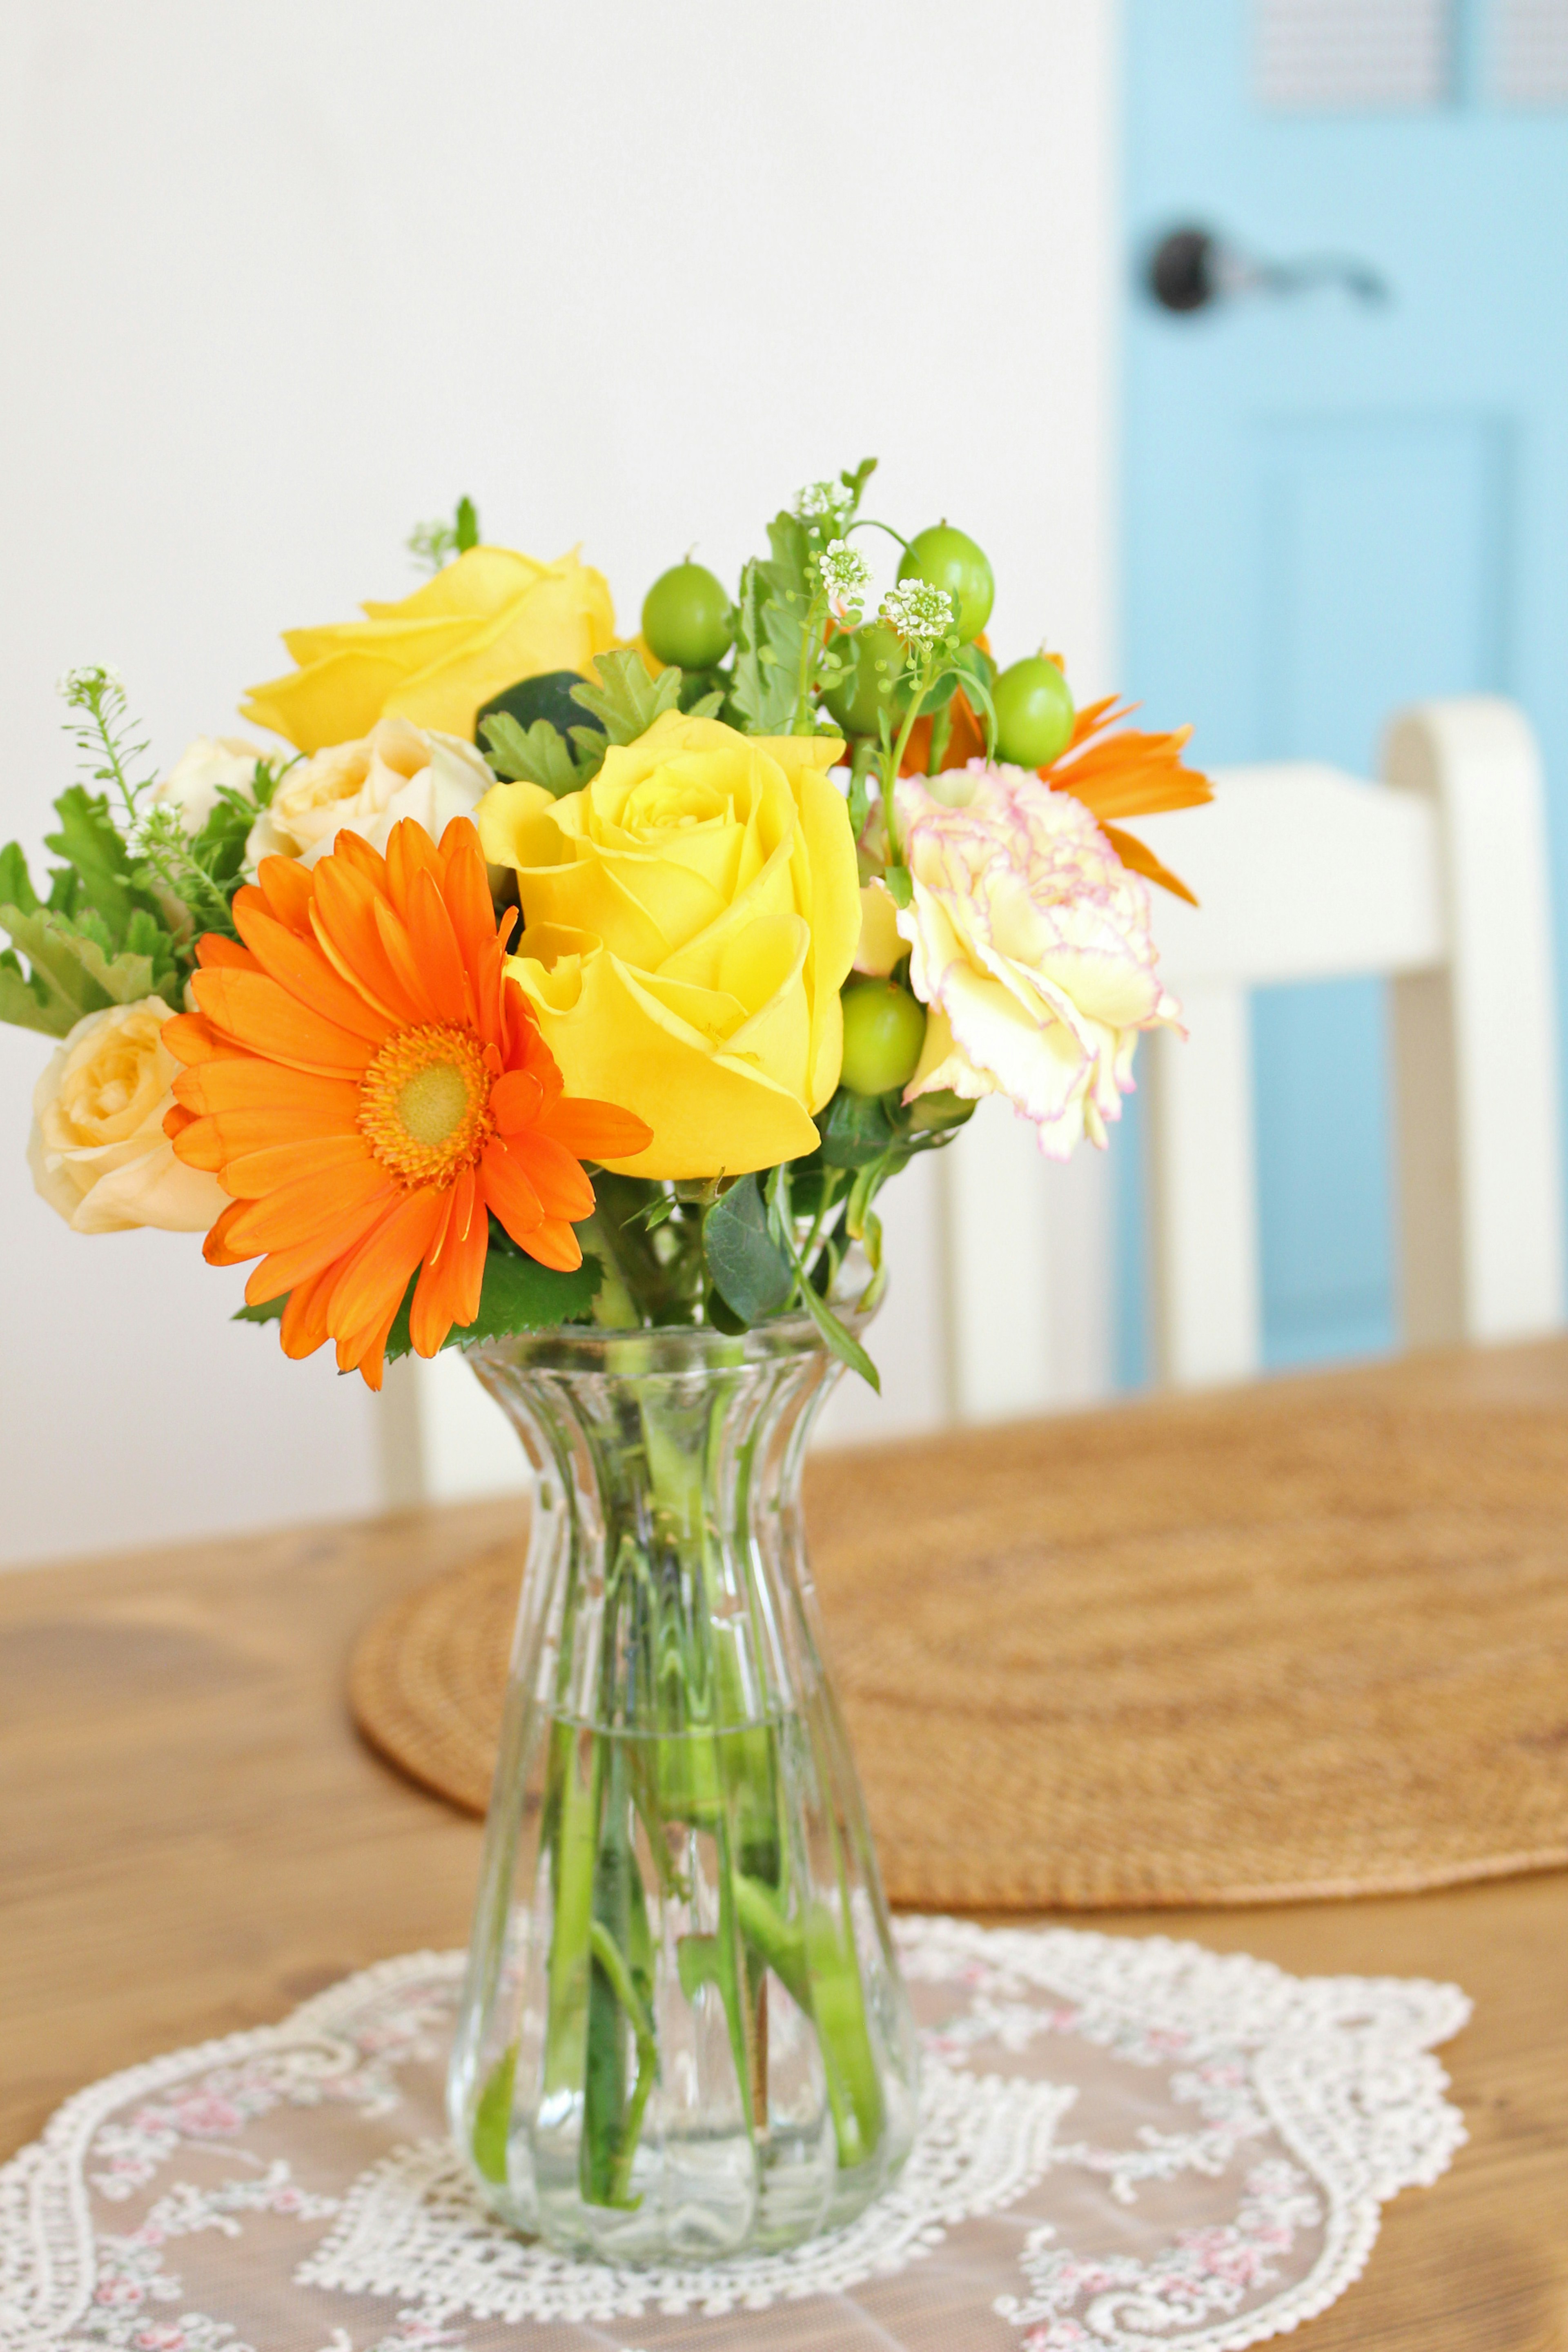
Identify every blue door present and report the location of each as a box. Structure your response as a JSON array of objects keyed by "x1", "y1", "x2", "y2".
[{"x1": 1119, "y1": 0, "x2": 1568, "y2": 1378}]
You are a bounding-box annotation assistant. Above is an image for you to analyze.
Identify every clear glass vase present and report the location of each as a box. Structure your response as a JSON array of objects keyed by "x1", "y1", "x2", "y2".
[{"x1": 446, "y1": 1316, "x2": 920, "y2": 2264}]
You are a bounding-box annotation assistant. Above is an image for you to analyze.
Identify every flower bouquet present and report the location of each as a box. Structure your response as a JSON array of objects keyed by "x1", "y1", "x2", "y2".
[{"x1": 5, "y1": 461, "x2": 1205, "y2": 2262}]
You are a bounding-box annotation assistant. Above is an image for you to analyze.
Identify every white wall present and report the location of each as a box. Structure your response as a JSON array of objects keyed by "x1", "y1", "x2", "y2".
[{"x1": 0, "y1": 0, "x2": 1120, "y2": 1559}]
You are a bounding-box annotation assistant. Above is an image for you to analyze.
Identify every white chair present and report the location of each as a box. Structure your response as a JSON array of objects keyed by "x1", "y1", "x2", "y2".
[{"x1": 1132, "y1": 697, "x2": 1564, "y2": 1388}]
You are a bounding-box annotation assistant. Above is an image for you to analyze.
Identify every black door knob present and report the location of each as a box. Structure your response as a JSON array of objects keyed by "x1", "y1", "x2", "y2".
[{"x1": 1145, "y1": 224, "x2": 1390, "y2": 315}]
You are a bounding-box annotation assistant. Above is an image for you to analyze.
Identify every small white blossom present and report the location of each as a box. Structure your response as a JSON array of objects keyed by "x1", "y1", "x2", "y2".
[
  {"x1": 57, "y1": 662, "x2": 125, "y2": 704},
  {"x1": 793, "y1": 480, "x2": 840, "y2": 522},
  {"x1": 816, "y1": 538, "x2": 874, "y2": 623},
  {"x1": 879, "y1": 580, "x2": 955, "y2": 650}
]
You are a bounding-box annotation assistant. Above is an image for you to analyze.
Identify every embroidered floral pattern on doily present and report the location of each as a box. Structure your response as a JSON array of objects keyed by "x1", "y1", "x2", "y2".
[{"x1": 0, "y1": 1922, "x2": 1469, "y2": 2352}]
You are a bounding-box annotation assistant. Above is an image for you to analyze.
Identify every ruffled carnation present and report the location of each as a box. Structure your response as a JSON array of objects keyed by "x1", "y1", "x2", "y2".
[{"x1": 894, "y1": 760, "x2": 1182, "y2": 1158}]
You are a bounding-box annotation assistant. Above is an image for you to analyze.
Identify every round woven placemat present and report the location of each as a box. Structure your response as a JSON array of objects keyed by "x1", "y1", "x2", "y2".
[{"x1": 351, "y1": 1369, "x2": 1568, "y2": 1909}]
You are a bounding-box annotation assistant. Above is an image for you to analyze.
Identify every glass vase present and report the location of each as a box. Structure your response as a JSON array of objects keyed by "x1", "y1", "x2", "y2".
[{"x1": 446, "y1": 1316, "x2": 920, "y2": 2264}]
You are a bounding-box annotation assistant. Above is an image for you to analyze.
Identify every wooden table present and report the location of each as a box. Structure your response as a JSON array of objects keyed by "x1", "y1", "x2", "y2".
[{"x1": 3, "y1": 1346, "x2": 1567, "y2": 2350}]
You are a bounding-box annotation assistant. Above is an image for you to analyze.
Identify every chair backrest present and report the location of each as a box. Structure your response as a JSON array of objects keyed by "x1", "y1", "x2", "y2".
[{"x1": 1131, "y1": 696, "x2": 1564, "y2": 1387}]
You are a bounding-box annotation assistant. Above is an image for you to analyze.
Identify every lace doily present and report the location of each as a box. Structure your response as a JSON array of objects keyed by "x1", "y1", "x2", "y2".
[{"x1": 0, "y1": 1917, "x2": 1469, "y2": 2352}]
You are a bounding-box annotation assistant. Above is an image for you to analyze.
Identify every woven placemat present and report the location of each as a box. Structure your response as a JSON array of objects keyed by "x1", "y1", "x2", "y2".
[{"x1": 351, "y1": 1368, "x2": 1568, "y2": 1909}]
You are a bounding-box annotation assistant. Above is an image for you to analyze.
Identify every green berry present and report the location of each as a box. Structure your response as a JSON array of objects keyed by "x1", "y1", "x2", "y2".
[
  {"x1": 641, "y1": 562, "x2": 733, "y2": 670},
  {"x1": 824, "y1": 622, "x2": 911, "y2": 736},
  {"x1": 838, "y1": 979, "x2": 927, "y2": 1097},
  {"x1": 897, "y1": 524, "x2": 995, "y2": 644},
  {"x1": 992, "y1": 655, "x2": 1076, "y2": 769}
]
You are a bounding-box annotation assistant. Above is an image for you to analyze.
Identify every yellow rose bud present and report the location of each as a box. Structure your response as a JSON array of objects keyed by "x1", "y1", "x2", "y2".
[
  {"x1": 852, "y1": 878, "x2": 904, "y2": 978},
  {"x1": 241, "y1": 545, "x2": 618, "y2": 755},
  {"x1": 27, "y1": 999, "x2": 227, "y2": 1234},
  {"x1": 478, "y1": 711, "x2": 860, "y2": 1179}
]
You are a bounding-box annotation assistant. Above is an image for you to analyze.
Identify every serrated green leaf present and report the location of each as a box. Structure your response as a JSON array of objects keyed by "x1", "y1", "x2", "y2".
[
  {"x1": 686, "y1": 689, "x2": 726, "y2": 721},
  {"x1": 234, "y1": 1229, "x2": 605, "y2": 1360},
  {"x1": 570, "y1": 650, "x2": 682, "y2": 747},
  {"x1": 233, "y1": 1297, "x2": 285, "y2": 1327},
  {"x1": 702, "y1": 1173, "x2": 795, "y2": 1324},
  {"x1": 0, "y1": 844, "x2": 40, "y2": 918},
  {"x1": 0, "y1": 900, "x2": 174, "y2": 1036},
  {"x1": 480, "y1": 712, "x2": 586, "y2": 797},
  {"x1": 0, "y1": 950, "x2": 67, "y2": 1036},
  {"x1": 44, "y1": 786, "x2": 139, "y2": 937},
  {"x1": 187, "y1": 778, "x2": 265, "y2": 886},
  {"x1": 383, "y1": 1227, "x2": 603, "y2": 1361}
]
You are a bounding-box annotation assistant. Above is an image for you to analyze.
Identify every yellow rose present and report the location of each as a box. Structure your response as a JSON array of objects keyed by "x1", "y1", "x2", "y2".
[
  {"x1": 477, "y1": 711, "x2": 860, "y2": 1179},
  {"x1": 241, "y1": 545, "x2": 617, "y2": 755},
  {"x1": 27, "y1": 999, "x2": 227, "y2": 1234}
]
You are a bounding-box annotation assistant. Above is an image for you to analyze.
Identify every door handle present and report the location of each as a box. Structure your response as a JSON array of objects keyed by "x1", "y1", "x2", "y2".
[{"x1": 1145, "y1": 225, "x2": 1390, "y2": 315}]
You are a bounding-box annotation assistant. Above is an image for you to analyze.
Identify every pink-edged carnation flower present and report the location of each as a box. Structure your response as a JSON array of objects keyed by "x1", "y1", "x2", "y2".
[{"x1": 893, "y1": 761, "x2": 1181, "y2": 1158}]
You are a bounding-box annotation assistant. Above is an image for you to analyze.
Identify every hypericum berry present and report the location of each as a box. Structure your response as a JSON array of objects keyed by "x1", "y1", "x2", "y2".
[
  {"x1": 992, "y1": 655, "x2": 1076, "y2": 769},
  {"x1": 897, "y1": 525, "x2": 995, "y2": 644},
  {"x1": 641, "y1": 562, "x2": 733, "y2": 670},
  {"x1": 839, "y1": 978, "x2": 927, "y2": 1096}
]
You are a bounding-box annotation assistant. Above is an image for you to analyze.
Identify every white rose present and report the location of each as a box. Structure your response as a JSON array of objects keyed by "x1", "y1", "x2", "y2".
[
  {"x1": 151, "y1": 736, "x2": 272, "y2": 833},
  {"x1": 245, "y1": 715, "x2": 492, "y2": 870},
  {"x1": 27, "y1": 998, "x2": 227, "y2": 1234}
]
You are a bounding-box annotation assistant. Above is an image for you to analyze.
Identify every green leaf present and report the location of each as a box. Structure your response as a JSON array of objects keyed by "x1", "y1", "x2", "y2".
[
  {"x1": 233, "y1": 1297, "x2": 285, "y2": 1327},
  {"x1": 883, "y1": 864, "x2": 913, "y2": 910},
  {"x1": 186, "y1": 775, "x2": 267, "y2": 886},
  {"x1": 686, "y1": 688, "x2": 726, "y2": 721},
  {"x1": 234, "y1": 1226, "x2": 604, "y2": 1359},
  {"x1": 43, "y1": 786, "x2": 140, "y2": 938},
  {"x1": 570, "y1": 649, "x2": 682, "y2": 747},
  {"x1": 383, "y1": 1225, "x2": 602, "y2": 1361},
  {"x1": 702, "y1": 1174, "x2": 795, "y2": 1324},
  {"x1": 813, "y1": 1087, "x2": 898, "y2": 1170},
  {"x1": 455, "y1": 495, "x2": 480, "y2": 553},
  {"x1": 765, "y1": 1163, "x2": 880, "y2": 1392},
  {"x1": 0, "y1": 900, "x2": 172, "y2": 1033},
  {"x1": 480, "y1": 712, "x2": 586, "y2": 797},
  {"x1": 0, "y1": 843, "x2": 40, "y2": 918},
  {"x1": 0, "y1": 950, "x2": 61, "y2": 1036}
]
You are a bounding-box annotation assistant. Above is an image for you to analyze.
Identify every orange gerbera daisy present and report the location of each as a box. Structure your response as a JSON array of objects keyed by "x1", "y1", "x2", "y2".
[{"x1": 162, "y1": 815, "x2": 650, "y2": 1389}]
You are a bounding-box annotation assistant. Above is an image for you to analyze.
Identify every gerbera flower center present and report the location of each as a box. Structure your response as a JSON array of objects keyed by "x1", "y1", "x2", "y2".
[{"x1": 359, "y1": 1023, "x2": 492, "y2": 1187}]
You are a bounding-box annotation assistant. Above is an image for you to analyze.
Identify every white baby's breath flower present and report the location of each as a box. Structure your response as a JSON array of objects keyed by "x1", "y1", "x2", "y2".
[
  {"x1": 879, "y1": 580, "x2": 955, "y2": 650},
  {"x1": 57, "y1": 662, "x2": 125, "y2": 704},
  {"x1": 816, "y1": 538, "x2": 874, "y2": 624},
  {"x1": 793, "y1": 480, "x2": 839, "y2": 522}
]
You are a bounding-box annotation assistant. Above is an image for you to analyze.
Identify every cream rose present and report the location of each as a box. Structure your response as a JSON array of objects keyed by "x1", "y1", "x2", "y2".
[
  {"x1": 244, "y1": 715, "x2": 492, "y2": 871},
  {"x1": 895, "y1": 762, "x2": 1182, "y2": 1158},
  {"x1": 151, "y1": 736, "x2": 273, "y2": 833},
  {"x1": 28, "y1": 998, "x2": 227, "y2": 1234}
]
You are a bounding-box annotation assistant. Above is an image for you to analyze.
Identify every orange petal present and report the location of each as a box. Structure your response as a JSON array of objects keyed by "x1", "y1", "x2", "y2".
[
  {"x1": 220, "y1": 1132, "x2": 378, "y2": 1201},
  {"x1": 310, "y1": 855, "x2": 422, "y2": 1027},
  {"x1": 279, "y1": 1268, "x2": 334, "y2": 1360},
  {"x1": 405, "y1": 866, "x2": 471, "y2": 1026},
  {"x1": 193, "y1": 969, "x2": 376, "y2": 1077},
  {"x1": 173, "y1": 1061, "x2": 363, "y2": 1120},
  {"x1": 408, "y1": 1172, "x2": 488, "y2": 1357},
  {"x1": 440, "y1": 822, "x2": 502, "y2": 986},
  {"x1": 539, "y1": 1095, "x2": 653, "y2": 1163},
  {"x1": 241, "y1": 1195, "x2": 395, "y2": 1303},
  {"x1": 326, "y1": 1184, "x2": 443, "y2": 1348},
  {"x1": 162, "y1": 1011, "x2": 228, "y2": 1068},
  {"x1": 491, "y1": 1067, "x2": 545, "y2": 1133},
  {"x1": 1100, "y1": 822, "x2": 1199, "y2": 908},
  {"x1": 196, "y1": 934, "x2": 260, "y2": 973},
  {"x1": 204, "y1": 1200, "x2": 251, "y2": 1267},
  {"x1": 224, "y1": 1154, "x2": 395, "y2": 1253},
  {"x1": 371, "y1": 895, "x2": 442, "y2": 1027},
  {"x1": 518, "y1": 1216, "x2": 583, "y2": 1272},
  {"x1": 169, "y1": 1112, "x2": 225, "y2": 1172},
  {"x1": 193, "y1": 1101, "x2": 360, "y2": 1156},
  {"x1": 233, "y1": 902, "x2": 392, "y2": 1044},
  {"x1": 503, "y1": 1131, "x2": 594, "y2": 1222},
  {"x1": 385, "y1": 814, "x2": 444, "y2": 919},
  {"x1": 252, "y1": 856, "x2": 317, "y2": 938},
  {"x1": 331, "y1": 829, "x2": 390, "y2": 888},
  {"x1": 479, "y1": 1134, "x2": 544, "y2": 1246}
]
